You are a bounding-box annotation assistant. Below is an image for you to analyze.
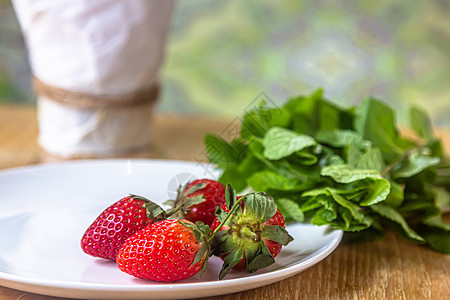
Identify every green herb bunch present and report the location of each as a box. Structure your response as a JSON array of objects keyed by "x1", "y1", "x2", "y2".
[{"x1": 205, "y1": 89, "x2": 450, "y2": 253}]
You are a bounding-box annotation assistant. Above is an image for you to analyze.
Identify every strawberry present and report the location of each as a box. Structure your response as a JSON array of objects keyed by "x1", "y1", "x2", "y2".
[
  {"x1": 81, "y1": 195, "x2": 170, "y2": 260},
  {"x1": 211, "y1": 185, "x2": 294, "y2": 279},
  {"x1": 168, "y1": 179, "x2": 226, "y2": 226},
  {"x1": 115, "y1": 185, "x2": 292, "y2": 282},
  {"x1": 116, "y1": 219, "x2": 211, "y2": 282}
]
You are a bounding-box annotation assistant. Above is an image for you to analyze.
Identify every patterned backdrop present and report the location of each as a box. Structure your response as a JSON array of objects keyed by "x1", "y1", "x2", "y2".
[{"x1": 0, "y1": 0, "x2": 449, "y2": 126}]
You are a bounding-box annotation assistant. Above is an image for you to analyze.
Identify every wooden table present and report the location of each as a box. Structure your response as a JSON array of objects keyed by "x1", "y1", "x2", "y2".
[{"x1": 0, "y1": 104, "x2": 449, "y2": 300}]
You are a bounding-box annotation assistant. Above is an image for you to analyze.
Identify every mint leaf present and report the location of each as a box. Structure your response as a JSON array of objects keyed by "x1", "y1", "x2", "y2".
[
  {"x1": 328, "y1": 189, "x2": 366, "y2": 222},
  {"x1": 360, "y1": 178, "x2": 391, "y2": 206},
  {"x1": 384, "y1": 181, "x2": 404, "y2": 208},
  {"x1": 276, "y1": 198, "x2": 304, "y2": 222},
  {"x1": 321, "y1": 164, "x2": 382, "y2": 183},
  {"x1": 422, "y1": 215, "x2": 450, "y2": 231},
  {"x1": 354, "y1": 97, "x2": 409, "y2": 162},
  {"x1": 205, "y1": 134, "x2": 240, "y2": 168},
  {"x1": 355, "y1": 148, "x2": 385, "y2": 172},
  {"x1": 393, "y1": 151, "x2": 440, "y2": 178},
  {"x1": 286, "y1": 90, "x2": 323, "y2": 135},
  {"x1": 218, "y1": 166, "x2": 248, "y2": 192},
  {"x1": 346, "y1": 144, "x2": 363, "y2": 166},
  {"x1": 204, "y1": 90, "x2": 450, "y2": 253},
  {"x1": 370, "y1": 204, "x2": 425, "y2": 243},
  {"x1": 433, "y1": 187, "x2": 450, "y2": 210},
  {"x1": 410, "y1": 106, "x2": 433, "y2": 142},
  {"x1": 290, "y1": 150, "x2": 318, "y2": 166},
  {"x1": 316, "y1": 129, "x2": 366, "y2": 148},
  {"x1": 247, "y1": 170, "x2": 301, "y2": 192},
  {"x1": 312, "y1": 207, "x2": 338, "y2": 226},
  {"x1": 319, "y1": 100, "x2": 344, "y2": 130},
  {"x1": 418, "y1": 227, "x2": 450, "y2": 254},
  {"x1": 263, "y1": 127, "x2": 316, "y2": 160}
]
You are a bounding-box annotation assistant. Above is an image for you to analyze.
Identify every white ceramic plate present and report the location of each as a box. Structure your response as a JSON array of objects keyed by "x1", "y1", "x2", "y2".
[{"x1": 0, "y1": 159, "x2": 342, "y2": 299}]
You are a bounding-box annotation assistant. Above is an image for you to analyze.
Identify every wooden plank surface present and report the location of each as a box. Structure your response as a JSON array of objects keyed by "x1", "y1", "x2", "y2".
[{"x1": 0, "y1": 105, "x2": 449, "y2": 300}]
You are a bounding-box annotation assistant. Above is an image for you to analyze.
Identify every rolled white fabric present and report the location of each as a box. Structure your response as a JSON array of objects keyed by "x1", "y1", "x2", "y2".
[
  {"x1": 37, "y1": 97, "x2": 155, "y2": 157},
  {"x1": 12, "y1": 0, "x2": 174, "y2": 158}
]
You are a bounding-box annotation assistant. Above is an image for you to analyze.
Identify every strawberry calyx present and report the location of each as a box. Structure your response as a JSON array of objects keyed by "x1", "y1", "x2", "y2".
[
  {"x1": 130, "y1": 194, "x2": 185, "y2": 222},
  {"x1": 211, "y1": 184, "x2": 294, "y2": 280},
  {"x1": 176, "y1": 219, "x2": 211, "y2": 275},
  {"x1": 176, "y1": 185, "x2": 248, "y2": 277},
  {"x1": 164, "y1": 182, "x2": 207, "y2": 217}
]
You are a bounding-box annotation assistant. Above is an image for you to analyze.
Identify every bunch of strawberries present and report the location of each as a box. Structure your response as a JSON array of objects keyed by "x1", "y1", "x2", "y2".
[{"x1": 81, "y1": 179, "x2": 293, "y2": 282}]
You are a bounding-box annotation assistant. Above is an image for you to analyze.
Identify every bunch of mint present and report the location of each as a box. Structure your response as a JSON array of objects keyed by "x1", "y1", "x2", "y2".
[{"x1": 205, "y1": 89, "x2": 450, "y2": 253}]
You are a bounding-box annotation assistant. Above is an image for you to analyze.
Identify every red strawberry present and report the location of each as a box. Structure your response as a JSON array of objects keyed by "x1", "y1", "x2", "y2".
[
  {"x1": 211, "y1": 185, "x2": 293, "y2": 279},
  {"x1": 81, "y1": 195, "x2": 168, "y2": 260},
  {"x1": 116, "y1": 219, "x2": 211, "y2": 282},
  {"x1": 169, "y1": 179, "x2": 226, "y2": 226}
]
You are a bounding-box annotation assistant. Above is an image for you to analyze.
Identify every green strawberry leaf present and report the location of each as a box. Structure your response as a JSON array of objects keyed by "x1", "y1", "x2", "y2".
[
  {"x1": 247, "y1": 253, "x2": 275, "y2": 273},
  {"x1": 163, "y1": 199, "x2": 175, "y2": 207},
  {"x1": 244, "y1": 245, "x2": 259, "y2": 270},
  {"x1": 243, "y1": 192, "x2": 277, "y2": 223},
  {"x1": 177, "y1": 219, "x2": 200, "y2": 240},
  {"x1": 261, "y1": 225, "x2": 294, "y2": 246},
  {"x1": 245, "y1": 242, "x2": 276, "y2": 273},
  {"x1": 177, "y1": 220, "x2": 212, "y2": 274},
  {"x1": 215, "y1": 206, "x2": 228, "y2": 223},
  {"x1": 192, "y1": 242, "x2": 208, "y2": 266},
  {"x1": 196, "y1": 221, "x2": 212, "y2": 236},
  {"x1": 142, "y1": 200, "x2": 166, "y2": 221},
  {"x1": 219, "y1": 247, "x2": 244, "y2": 280},
  {"x1": 128, "y1": 194, "x2": 151, "y2": 203},
  {"x1": 183, "y1": 182, "x2": 207, "y2": 196},
  {"x1": 225, "y1": 183, "x2": 238, "y2": 211},
  {"x1": 184, "y1": 195, "x2": 206, "y2": 209},
  {"x1": 211, "y1": 230, "x2": 233, "y2": 257}
]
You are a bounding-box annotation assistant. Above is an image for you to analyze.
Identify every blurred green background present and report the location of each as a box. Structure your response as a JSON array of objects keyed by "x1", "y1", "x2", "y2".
[{"x1": 0, "y1": 0, "x2": 449, "y2": 126}]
